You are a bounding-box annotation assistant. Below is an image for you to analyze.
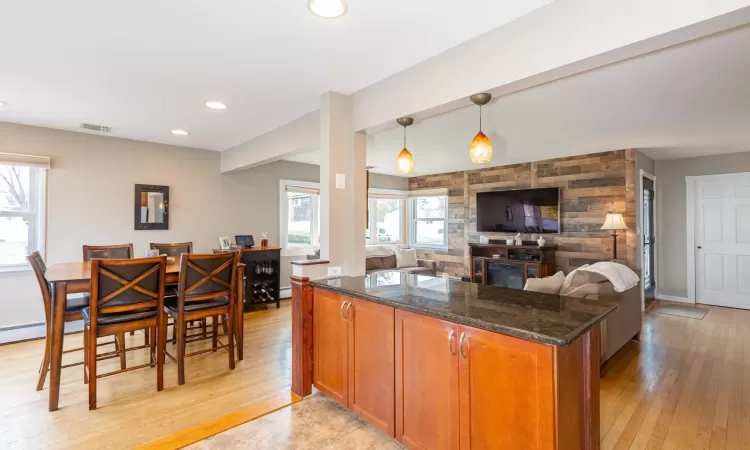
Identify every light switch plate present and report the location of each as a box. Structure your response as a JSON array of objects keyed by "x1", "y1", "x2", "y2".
[
  {"x1": 328, "y1": 266, "x2": 342, "y2": 276},
  {"x1": 335, "y1": 173, "x2": 345, "y2": 189}
]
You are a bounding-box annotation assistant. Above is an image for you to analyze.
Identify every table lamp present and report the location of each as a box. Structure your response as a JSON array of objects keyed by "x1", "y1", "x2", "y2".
[{"x1": 601, "y1": 213, "x2": 628, "y2": 260}]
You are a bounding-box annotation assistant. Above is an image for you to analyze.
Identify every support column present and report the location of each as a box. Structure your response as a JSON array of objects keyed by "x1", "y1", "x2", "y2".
[{"x1": 319, "y1": 92, "x2": 367, "y2": 276}]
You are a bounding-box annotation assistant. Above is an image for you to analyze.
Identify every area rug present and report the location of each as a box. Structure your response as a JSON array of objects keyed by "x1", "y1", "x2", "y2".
[{"x1": 654, "y1": 303, "x2": 709, "y2": 320}]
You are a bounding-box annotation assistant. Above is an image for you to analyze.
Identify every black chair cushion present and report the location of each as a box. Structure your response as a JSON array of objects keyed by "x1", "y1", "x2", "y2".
[
  {"x1": 164, "y1": 296, "x2": 229, "y2": 313},
  {"x1": 82, "y1": 307, "x2": 157, "y2": 326},
  {"x1": 65, "y1": 294, "x2": 90, "y2": 313}
]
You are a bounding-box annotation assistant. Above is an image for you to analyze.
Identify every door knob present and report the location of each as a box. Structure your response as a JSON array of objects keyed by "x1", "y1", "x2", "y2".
[{"x1": 697, "y1": 246, "x2": 702, "y2": 249}]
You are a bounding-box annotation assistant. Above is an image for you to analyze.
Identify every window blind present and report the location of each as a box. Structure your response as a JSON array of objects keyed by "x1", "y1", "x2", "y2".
[{"x1": 0, "y1": 152, "x2": 51, "y2": 169}]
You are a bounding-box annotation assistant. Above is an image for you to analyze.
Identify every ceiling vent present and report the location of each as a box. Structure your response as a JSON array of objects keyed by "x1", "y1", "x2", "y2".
[{"x1": 80, "y1": 123, "x2": 112, "y2": 132}]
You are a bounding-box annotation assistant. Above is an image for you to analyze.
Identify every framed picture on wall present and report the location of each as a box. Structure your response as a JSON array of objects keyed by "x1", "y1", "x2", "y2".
[{"x1": 219, "y1": 236, "x2": 231, "y2": 250}]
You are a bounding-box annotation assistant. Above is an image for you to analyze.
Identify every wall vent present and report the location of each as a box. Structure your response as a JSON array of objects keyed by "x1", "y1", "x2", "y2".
[{"x1": 80, "y1": 123, "x2": 112, "y2": 132}]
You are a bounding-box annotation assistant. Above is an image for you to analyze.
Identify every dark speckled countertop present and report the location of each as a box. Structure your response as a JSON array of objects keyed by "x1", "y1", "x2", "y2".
[{"x1": 310, "y1": 272, "x2": 618, "y2": 346}]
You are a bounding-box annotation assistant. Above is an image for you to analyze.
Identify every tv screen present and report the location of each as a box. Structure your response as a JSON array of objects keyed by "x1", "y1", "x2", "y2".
[{"x1": 476, "y1": 187, "x2": 560, "y2": 234}]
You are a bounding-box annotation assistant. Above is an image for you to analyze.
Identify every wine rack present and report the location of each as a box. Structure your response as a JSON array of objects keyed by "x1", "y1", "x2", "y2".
[{"x1": 240, "y1": 248, "x2": 281, "y2": 310}]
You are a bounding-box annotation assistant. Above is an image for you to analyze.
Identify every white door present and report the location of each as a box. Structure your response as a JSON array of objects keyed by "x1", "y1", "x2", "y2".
[{"x1": 695, "y1": 174, "x2": 750, "y2": 309}]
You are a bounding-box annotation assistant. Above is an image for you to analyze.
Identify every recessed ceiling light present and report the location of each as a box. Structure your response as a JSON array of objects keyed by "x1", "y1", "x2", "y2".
[
  {"x1": 205, "y1": 101, "x2": 228, "y2": 110},
  {"x1": 307, "y1": 0, "x2": 347, "y2": 18},
  {"x1": 171, "y1": 129, "x2": 189, "y2": 136}
]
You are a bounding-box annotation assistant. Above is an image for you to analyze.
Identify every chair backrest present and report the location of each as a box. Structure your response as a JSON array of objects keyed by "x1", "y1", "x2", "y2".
[
  {"x1": 177, "y1": 252, "x2": 238, "y2": 309},
  {"x1": 89, "y1": 256, "x2": 167, "y2": 320},
  {"x1": 83, "y1": 244, "x2": 134, "y2": 261},
  {"x1": 150, "y1": 242, "x2": 193, "y2": 257},
  {"x1": 27, "y1": 251, "x2": 51, "y2": 326}
]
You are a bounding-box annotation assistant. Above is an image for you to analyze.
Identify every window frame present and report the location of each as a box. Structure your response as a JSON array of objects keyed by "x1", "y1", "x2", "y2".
[
  {"x1": 0, "y1": 160, "x2": 48, "y2": 273},
  {"x1": 367, "y1": 189, "x2": 407, "y2": 246},
  {"x1": 408, "y1": 194, "x2": 449, "y2": 250},
  {"x1": 280, "y1": 179, "x2": 320, "y2": 257}
]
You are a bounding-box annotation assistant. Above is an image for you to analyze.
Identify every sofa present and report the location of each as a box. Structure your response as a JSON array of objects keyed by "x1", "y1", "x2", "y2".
[
  {"x1": 365, "y1": 246, "x2": 437, "y2": 276},
  {"x1": 524, "y1": 264, "x2": 642, "y2": 364}
]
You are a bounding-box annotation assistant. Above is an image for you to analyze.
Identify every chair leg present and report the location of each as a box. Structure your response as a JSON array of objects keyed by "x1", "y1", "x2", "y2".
[
  {"x1": 83, "y1": 327, "x2": 89, "y2": 384},
  {"x1": 130, "y1": 330, "x2": 135, "y2": 336},
  {"x1": 36, "y1": 327, "x2": 52, "y2": 391},
  {"x1": 177, "y1": 319, "x2": 187, "y2": 385},
  {"x1": 144, "y1": 327, "x2": 150, "y2": 346},
  {"x1": 149, "y1": 326, "x2": 156, "y2": 365},
  {"x1": 88, "y1": 326, "x2": 98, "y2": 411},
  {"x1": 202, "y1": 319, "x2": 207, "y2": 338},
  {"x1": 212, "y1": 315, "x2": 219, "y2": 352},
  {"x1": 171, "y1": 319, "x2": 177, "y2": 346},
  {"x1": 221, "y1": 314, "x2": 228, "y2": 335},
  {"x1": 227, "y1": 307, "x2": 235, "y2": 371},
  {"x1": 158, "y1": 315, "x2": 167, "y2": 392},
  {"x1": 117, "y1": 332, "x2": 126, "y2": 370}
]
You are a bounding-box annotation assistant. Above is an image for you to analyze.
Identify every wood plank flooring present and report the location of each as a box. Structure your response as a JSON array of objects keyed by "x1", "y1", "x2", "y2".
[
  {"x1": 600, "y1": 302, "x2": 750, "y2": 449},
  {"x1": 0, "y1": 302, "x2": 292, "y2": 450},
  {"x1": 2, "y1": 300, "x2": 749, "y2": 449}
]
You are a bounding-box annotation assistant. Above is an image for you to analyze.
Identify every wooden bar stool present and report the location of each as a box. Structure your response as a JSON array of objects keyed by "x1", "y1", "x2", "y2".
[
  {"x1": 83, "y1": 256, "x2": 167, "y2": 410},
  {"x1": 164, "y1": 252, "x2": 238, "y2": 385}
]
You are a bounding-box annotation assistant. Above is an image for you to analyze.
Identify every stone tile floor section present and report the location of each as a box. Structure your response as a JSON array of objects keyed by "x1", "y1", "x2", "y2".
[{"x1": 187, "y1": 392, "x2": 405, "y2": 450}]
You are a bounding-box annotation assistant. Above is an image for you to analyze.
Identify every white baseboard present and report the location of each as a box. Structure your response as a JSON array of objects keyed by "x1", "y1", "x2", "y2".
[
  {"x1": 655, "y1": 293, "x2": 692, "y2": 304},
  {"x1": 0, "y1": 320, "x2": 83, "y2": 345},
  {"x1": 279, "y1": 287, "x2": 291, "y2": 299}
]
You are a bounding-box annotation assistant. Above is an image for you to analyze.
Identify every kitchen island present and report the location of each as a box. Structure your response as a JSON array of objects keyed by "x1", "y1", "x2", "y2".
[{"x1": 290, "y1": 272, "x2": 618, "y2": 450}]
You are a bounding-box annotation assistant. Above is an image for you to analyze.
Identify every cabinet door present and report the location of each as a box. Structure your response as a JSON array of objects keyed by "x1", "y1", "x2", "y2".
[
  {"x1": 395, "y1": 310, "x2": 460, "y2": 450},
  {"x1": 458, "y1": 325, "x2": 555, "y2": 450},
  {"x1": 313, "y1": 290, "x2": 349, "y2": 406},
  {"x1": 348, "y1": 298, "x2": 395, "y2": 436}
]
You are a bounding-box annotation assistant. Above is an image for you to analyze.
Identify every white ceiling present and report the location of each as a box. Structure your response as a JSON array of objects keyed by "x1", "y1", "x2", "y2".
[
  {"x1": 0, "y1": 0, "x2": 552, "y2": 151},
  {"x1": 285, "y1": 25, "x2": 750, "y2": 176}
]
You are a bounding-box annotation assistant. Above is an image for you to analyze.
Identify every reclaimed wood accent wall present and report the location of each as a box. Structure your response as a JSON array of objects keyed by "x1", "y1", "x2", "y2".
[{"x1": 408, "y1": 149, "x2": 637, "y2": 276}]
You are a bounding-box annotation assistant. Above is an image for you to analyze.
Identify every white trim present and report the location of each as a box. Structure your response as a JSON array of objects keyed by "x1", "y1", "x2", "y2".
[
  {"x1": 639, "y1": 169, "x2": 656, "y2": 312},
  {"x1": 685, "y1": 172, "x2": 750, "y2": 306},
  {"x1": 0, "y1": 152, "x2": 50, "y2": 169},
  {"x1": 407, "y1": 194, "x2": 449, "y2": 250},
  {"x1": 655, "y1": 293, "x2": 691, "y2": 304},
  {"x1": 279, "y1": 287, "x2": 292, "y2": 299},
  {"x1": 368, "y1": 188, "x2": 407, "y2": 197},
  {"x1": 280, "y1": 179, "x2": 321, "y2": 257}
]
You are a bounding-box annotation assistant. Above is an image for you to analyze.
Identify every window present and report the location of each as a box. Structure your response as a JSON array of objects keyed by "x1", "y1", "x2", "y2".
[
  {"x1": 367, "y1": 192, "x2": 406, "y2": 245},
  {"x1": 280, "y1": 180, "x2": 320, "y2": 256},
  {"x1": 409, "y1": 195, "x2": 448, "y2": 248},
  {"x1": 0, "y1": 154, "x2": 49, "y2": 270}
]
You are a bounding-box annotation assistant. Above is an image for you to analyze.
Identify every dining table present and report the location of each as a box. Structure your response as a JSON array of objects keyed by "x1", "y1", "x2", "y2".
[{"x1": 44, "y1": 259, "x2": 245, "y2": 412}]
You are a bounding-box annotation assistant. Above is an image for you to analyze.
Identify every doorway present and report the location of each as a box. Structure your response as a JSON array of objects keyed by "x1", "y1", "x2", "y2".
[
  {"x1": 642, "y1": 172, "x2": 656, "y2": 307},
  {"x1": 688, "y1": 173, "x2": 750, "y2": 309}
]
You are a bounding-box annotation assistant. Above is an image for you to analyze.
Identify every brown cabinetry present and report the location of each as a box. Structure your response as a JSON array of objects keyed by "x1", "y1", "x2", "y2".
[
  {"x1": 469, "y1": 243, "x2": 556, "y2": 287},
  {"x1": 395, "y1": 310, "x2": 586, "y2": 450},
  {"x1": 313, "y1": 292, "x2": 396, "y2": 436}
]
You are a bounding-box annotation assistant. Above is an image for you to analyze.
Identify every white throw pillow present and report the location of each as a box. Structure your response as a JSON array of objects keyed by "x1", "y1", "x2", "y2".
[
  {"x1": 523, "y1": 271, "x2": 565, "y2": 294},
  {"x1": 394, "y1": 248, "x2": 418, "y2": 268}
]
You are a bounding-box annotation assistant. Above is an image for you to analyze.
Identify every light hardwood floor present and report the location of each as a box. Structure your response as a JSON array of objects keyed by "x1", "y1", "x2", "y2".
[
  {"x1": 600, "y1": 302, "x2": 750, "y2": 450},
  {"x1": 0, "y1": 302, "x2": 292, "y2": 449},
  {"x1": 2, "y1": 301, "x2": 748, "y2": 449}
]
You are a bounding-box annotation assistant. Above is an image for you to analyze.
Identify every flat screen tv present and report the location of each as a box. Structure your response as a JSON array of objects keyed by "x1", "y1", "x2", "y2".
[{"x1": 476, "y1": 187, "x2": 560, "y2": 234}]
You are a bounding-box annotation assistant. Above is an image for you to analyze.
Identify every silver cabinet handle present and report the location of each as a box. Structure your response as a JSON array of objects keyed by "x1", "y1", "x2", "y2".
[
  {"x1": 448, "y1": 329, "x2": 456, "y2": 355},
  {"x1": 345, "y1": 302, "x2": 353, "y2": 320},
  {"x1": 459, "y1": 332, "x2": 468, "y2": 359},
  {"x1": 340, "y1": 301, "x2": 347, "y2": 319}
]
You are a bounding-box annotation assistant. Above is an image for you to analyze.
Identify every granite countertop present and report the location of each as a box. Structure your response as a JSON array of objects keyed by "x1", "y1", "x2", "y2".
[{"x1": 310, "y1": 272, "x2": 618, "y2": 346}]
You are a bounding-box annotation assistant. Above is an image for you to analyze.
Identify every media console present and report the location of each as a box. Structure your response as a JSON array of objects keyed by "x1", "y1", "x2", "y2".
[{"x1": 469, "y1": 242, "x2": 556, "y2": 289}]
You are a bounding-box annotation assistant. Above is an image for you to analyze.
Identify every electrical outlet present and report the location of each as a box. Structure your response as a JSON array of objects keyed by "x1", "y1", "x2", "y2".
[{"x1": 327, "y1": 266, "x2": 342, "y2": 277}]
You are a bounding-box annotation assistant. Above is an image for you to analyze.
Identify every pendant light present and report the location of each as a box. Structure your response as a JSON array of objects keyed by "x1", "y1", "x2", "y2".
[
  {"x1": 396, "y1": 117, "x2": 415, "y2": 174},
  {"x1": 469, "y1": 93, "x2": 493, "y2": 164}
]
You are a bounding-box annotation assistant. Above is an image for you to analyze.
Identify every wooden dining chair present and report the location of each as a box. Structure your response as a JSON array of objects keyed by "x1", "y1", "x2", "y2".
[
  {"x1": 83, "y1": 256, "x2": 167, "y2": 410},
  {"x1": 27, "y1": 252, "x2": 119, "y2": 391},
  {"x1": 164, "y1": 252, "x2": 238, "y2": 385},
  {"x1": 82, "y1": 244, "x2": 134, "y2": 261},
  {"x1": 149, "y1": 242, "x2": 193, "y2": 257}
]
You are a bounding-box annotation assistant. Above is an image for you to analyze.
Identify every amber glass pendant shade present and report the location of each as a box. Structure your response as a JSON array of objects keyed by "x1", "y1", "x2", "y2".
[
  {"x1": 469, "y1": 131, "x2": 493, "y2": 164},
  {"x1": 396, "y1": 148, "x2": 414, "y2": 174}
]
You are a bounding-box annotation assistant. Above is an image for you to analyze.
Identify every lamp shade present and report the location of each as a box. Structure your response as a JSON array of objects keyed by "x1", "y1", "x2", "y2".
[
  {"x1": 601, "y1": 213, "x2": 628, "y2": 230},
  {"x1": 396, "y1": 148, "x2": 414, "y2": 174},
  {"x1": 469, "y1": 131, "x2": 493, "y2": 164}
]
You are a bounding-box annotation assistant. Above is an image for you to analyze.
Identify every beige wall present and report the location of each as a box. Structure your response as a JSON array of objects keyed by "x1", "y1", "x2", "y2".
[
  {"x1": 0, "y1": 122, "x2": 405, "y2": 328},
  {"x1": 655, "y1": 151, "x2": 750, "y2": 298}
]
